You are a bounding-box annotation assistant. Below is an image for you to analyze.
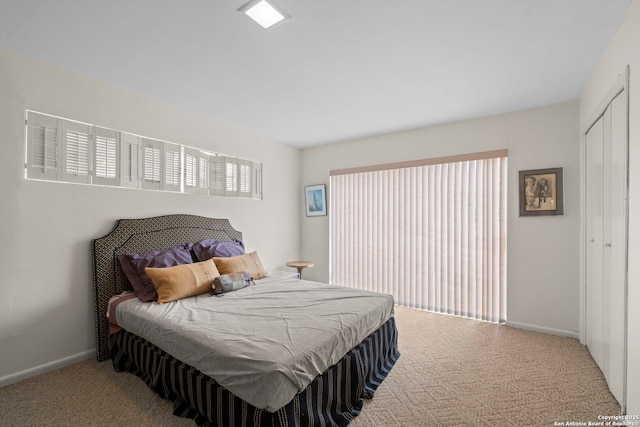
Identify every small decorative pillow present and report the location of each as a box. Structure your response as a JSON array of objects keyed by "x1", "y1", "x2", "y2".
[
  {"x1": 145, "y1": 259, "x2": 220, "y2": 304},
  {"x1": 211, "y1": 271, "x2": 254, "y2": 295},
  {"x1": 213, "y1": 251, "x2": 267, "y2": 280}
]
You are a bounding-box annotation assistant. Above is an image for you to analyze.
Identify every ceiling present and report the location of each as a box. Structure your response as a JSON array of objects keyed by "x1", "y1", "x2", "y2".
[{"x1": 0, "y1": 0, "x2": 631, "y2": 148}]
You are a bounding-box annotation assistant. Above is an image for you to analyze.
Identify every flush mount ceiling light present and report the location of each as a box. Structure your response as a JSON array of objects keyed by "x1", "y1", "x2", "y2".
[{"x1": 238, "y1": 0, "x2": 290, "y2": 29}]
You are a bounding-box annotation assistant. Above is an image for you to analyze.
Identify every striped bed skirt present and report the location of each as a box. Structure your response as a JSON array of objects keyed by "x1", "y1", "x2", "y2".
[{"x1": 109, "y1": 316, "x2": 400, "y2": 427}]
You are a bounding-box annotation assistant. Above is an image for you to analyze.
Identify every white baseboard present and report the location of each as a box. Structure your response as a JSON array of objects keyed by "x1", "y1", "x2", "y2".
[
  {"x1": 0, "y1": 349, "x2": 95, "y2": 388},
  {"x1": 506, "y1": 321, "x2": 579, "y2": 339}
]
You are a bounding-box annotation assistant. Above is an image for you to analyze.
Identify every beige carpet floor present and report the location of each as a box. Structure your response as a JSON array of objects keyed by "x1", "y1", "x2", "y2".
[{"x1": 0, "y1": 306, "x2": 620, "y2": 427}]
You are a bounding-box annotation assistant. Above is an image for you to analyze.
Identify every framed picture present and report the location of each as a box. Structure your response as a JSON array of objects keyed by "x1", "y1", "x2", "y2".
[
  {"x1": 519, "y1": 167, "x2": 564, "y2": 216},
  {"x1": 305, "y1": 184, "x2": 327, "y2": 217}
]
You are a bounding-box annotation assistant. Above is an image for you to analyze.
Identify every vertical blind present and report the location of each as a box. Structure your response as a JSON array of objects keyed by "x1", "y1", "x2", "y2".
[{"x1": 330, "y1": 150, "x2": 507, "y2": 323}]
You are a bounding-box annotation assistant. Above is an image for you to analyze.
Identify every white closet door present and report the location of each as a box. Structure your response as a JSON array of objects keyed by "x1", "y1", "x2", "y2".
[
  {"x1": 605, "y1": 90, "x2": 628, "y2": 405},
  {"x1": 586, "y1": 115, "x2": 605, "y2": 370}
]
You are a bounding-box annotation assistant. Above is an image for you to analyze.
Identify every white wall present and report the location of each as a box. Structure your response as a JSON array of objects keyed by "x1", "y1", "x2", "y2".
[
  {"x1": 300, "y1": 101, "x2": 581, "y2": 337},
  {"x1": 580, "y1": 0, "x2": 640, "y2": 414},
  {"x1": 0, "y1": 48, "x2": 301, "y2": 384}
]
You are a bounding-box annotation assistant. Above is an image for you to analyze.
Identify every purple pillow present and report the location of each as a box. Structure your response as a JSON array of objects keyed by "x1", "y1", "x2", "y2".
[
  {"x1": 192, "y1": 239, "x2": 245, "y2": 261},
  {"x1": 191, "y1": 239, "x2": 218, "y2": 261},
  {"x1": 213, "y1": 240, "x2": 245, "y2": 258},
  {"x1": 118, "y1": 244, "x2": 193, "y2": 302}
]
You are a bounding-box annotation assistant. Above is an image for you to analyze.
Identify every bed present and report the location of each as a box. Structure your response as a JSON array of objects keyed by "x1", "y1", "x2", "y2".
[{"x1": 92, "y1": 214, "x2": 399, "y2": 426}]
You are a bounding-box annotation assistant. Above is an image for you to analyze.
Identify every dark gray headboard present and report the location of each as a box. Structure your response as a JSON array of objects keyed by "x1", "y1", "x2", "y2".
[{"x1": 92, "y1": 214, "x2": 243, "y2": 362}]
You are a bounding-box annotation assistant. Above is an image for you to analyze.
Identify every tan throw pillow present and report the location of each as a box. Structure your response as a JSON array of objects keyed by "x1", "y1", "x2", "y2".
[
  {"x1": 145, "y1": 259, "x2": 220, "y2": 304},
  {"x1": 213, "y1": 251, "x2": 267, "y2": 280}
]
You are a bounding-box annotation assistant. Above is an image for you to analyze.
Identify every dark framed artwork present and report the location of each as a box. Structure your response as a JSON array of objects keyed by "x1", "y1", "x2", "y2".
[
  {"x1": 519, "y1": 167, "x2": 564, "y2": 216},
  {"x1": 305, "y1": 184, "x2": 327, "y2": 216}
]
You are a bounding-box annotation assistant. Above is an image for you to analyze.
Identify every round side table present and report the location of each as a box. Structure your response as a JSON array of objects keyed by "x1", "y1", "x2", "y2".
[{"x1": 286, "y1": 261, "x2": 315, "y2": 280}]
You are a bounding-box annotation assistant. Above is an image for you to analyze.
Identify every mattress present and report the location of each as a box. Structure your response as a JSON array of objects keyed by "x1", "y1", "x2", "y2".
[{"x1": 114, "y1": 277, "x2": 394, "y2": 412}]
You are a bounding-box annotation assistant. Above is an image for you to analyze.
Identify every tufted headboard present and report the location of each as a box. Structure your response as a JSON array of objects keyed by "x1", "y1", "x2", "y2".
[{"x1": 92, "y1": 214, "x2": 243, "y2": 362}]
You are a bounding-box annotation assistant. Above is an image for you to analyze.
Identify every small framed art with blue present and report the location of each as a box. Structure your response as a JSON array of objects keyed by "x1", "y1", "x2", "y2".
[{"x1": 305, "y1": 184, "x2": 327, "y2": 216}]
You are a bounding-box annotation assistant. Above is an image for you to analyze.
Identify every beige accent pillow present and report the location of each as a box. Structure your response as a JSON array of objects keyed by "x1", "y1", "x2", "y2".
[
  {"x1": 145, "y1": 259, "x2": 220, "y2": 304},
  {"x1": 213, "y1": 251, "x2": 267, "y2": 280}
]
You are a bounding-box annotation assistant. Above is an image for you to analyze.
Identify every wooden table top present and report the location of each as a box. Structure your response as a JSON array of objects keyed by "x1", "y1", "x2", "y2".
[{"x1": 286, "y1": 261, "x2": 315, "y2": 269}]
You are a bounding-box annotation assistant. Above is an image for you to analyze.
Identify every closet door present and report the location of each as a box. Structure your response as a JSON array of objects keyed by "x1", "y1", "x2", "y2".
[
  {"x1": 584, "y1": 87, "x2": 628, "y2": 408},
  {"x1": 605, "y1": 90, "x2": 628, "y2": 405},
  {"x1": 585, "y1": 115, "x2": 605, "y2": 371}
]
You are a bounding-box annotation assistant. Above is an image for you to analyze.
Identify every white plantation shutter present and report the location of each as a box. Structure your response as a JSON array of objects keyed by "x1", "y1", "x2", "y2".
[
  {"x1": 208, "y1": 155, "x2": 226, "y2": 196},
  {"x1": 142, "y1": 139, "x2": 162, "y2": 190},
  {"x1": 252, "y1": 162, "x2": 262, "y2": 200},
  {"x1": 238, "y1": 160, "x2": 252, "y2": 197},
  {"x1": 120, "y1": 132, "x2": 141, "y2": 188},
  {"x1": 225, "y1": 157, "x2": 238, "y2": 196},
  {"x1": 184, "y1": 147, "x2": 198, "y2": 194},
  {"x1": 26, "y1": 111, "x2": 59, "y2": 181},
  {"x1": 198, "y1": 152, "x2": 210, "y2": 195},
  {"x1": 94, "y1": 127, "x2": 119, "y2": 186},
  {"x1": 63, "y1": 121, "x2": 92, "y2": 183},
  {"x1": 164, "y1": 142, "x2": 181, "y2": 192},
  {"x1": 330, "y1": 150, "x2": 508, "y2": 324}
]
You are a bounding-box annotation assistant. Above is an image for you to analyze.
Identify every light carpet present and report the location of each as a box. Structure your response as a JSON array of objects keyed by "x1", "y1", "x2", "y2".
[{"x1": 0, "y1": 306, "x2": 619, "y2": 426}]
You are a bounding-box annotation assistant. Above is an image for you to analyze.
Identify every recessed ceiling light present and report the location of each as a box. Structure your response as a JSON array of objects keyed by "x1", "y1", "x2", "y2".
[{"x1": 238, "y1": 0, "x2": 290, "y2": 29}]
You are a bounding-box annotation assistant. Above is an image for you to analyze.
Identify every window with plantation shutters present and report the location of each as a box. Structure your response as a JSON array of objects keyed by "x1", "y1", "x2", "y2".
[
  {"x1": 94, "y1": 127, "x2": 119, "y2": 186},
  {"x1": 24, "y1": 110, "x2": 262, "y2": 199},
  {"x1": 185, "y1": 149, "x2": 215, "y2": 195}
]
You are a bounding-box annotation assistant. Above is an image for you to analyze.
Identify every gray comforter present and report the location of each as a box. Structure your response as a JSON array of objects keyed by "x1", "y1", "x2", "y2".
[{"x1": 115, "y1": 277, "x2": 394, "y2": 412}]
